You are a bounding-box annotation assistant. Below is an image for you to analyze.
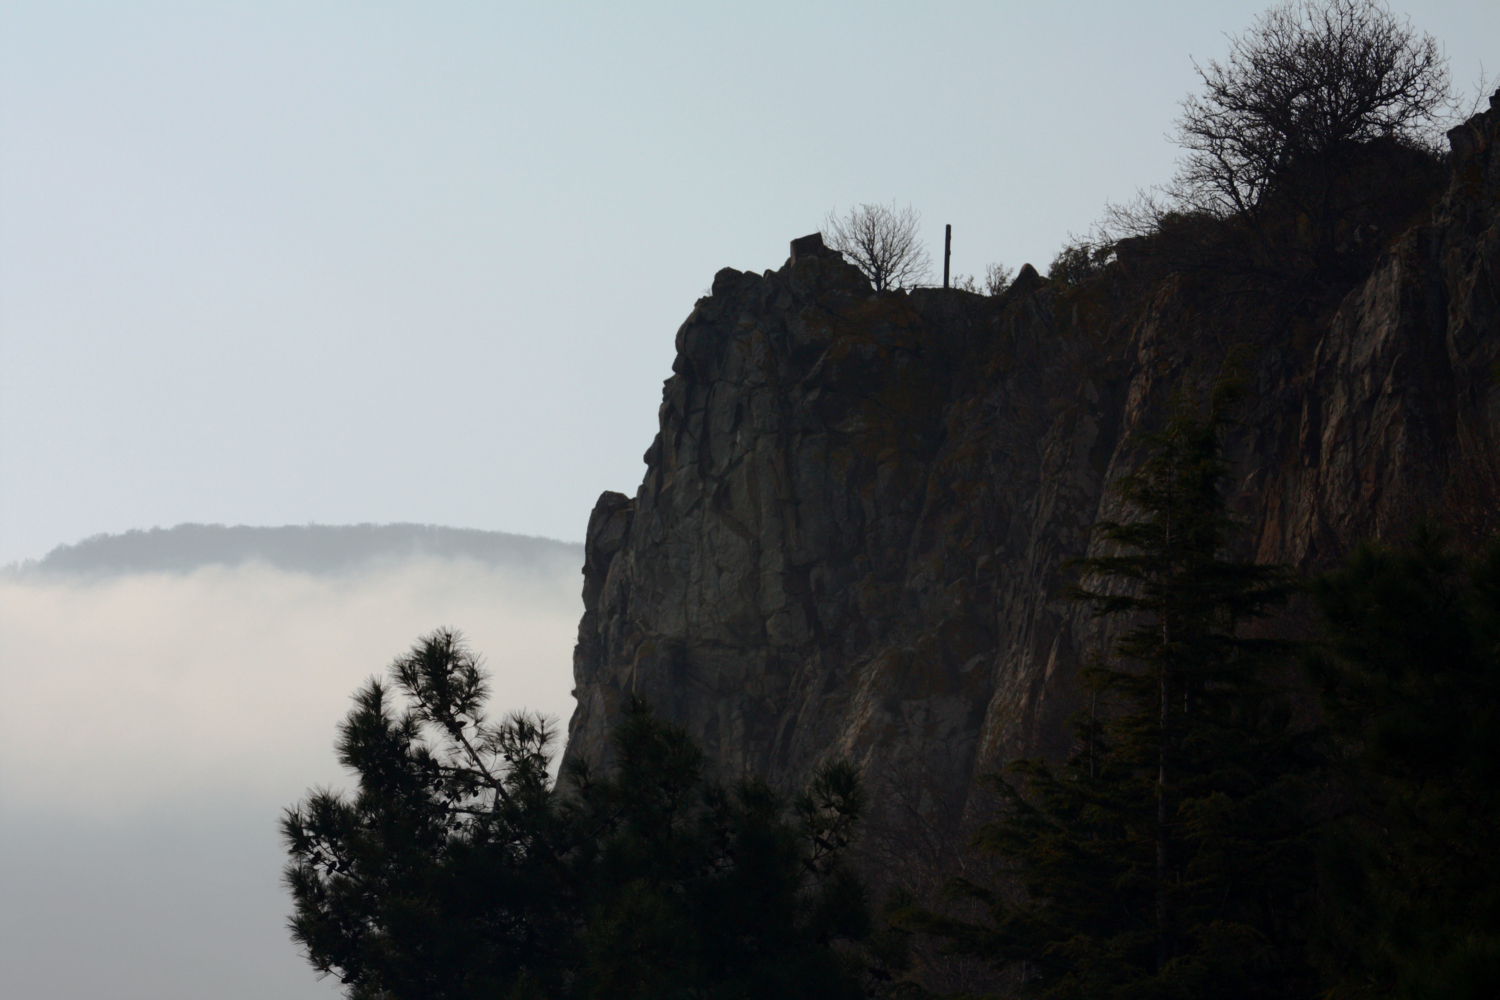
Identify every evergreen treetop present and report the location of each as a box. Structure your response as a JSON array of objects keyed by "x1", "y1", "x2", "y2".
[{"x1": 283, "y1": 629, "x2": 871, "y2": 1000}]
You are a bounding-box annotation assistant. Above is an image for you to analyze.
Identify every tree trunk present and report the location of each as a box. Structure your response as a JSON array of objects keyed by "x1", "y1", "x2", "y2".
[
  {"x1": 1158, "y1": 660, "x2": 1169, "y2": 973},
  {"x1": 1158, "y1": 516, "x2": 1172, "y2": 973}
]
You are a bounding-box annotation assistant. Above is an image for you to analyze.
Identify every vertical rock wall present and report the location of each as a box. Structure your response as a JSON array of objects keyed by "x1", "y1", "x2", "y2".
[{"x1": 567, "y1": 95, "x2": 1500, "y2": 842}]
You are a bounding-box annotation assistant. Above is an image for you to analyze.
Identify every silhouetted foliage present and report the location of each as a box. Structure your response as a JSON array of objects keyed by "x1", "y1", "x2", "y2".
[
  {"x1": 1175, "y1": 0, "x2": 1448, "y2": 222},
  {"x1": 1308, "y1": 526, "x2": 1500, "y2": 999},
  {"x1": 950, "y1": 263, "x2": 1014, "y2": 296},
  {"x1": 983, "y1": 262, "x2": 1015, "y2": 296},
  {"x1": 1101, "y1": 0, "x2": 1451, "y2": 293},
  {"x1": 822, "y1": 202, "x2": 932, "y2": 291},
  {"x1": 283, "y1": 629, "x2": 870, "y2": 1000},
  {"x1": 1046, "y1": 241, "x2": 1114, "y2": 286},
  {"x1": 896, "y1": 376, "x2": 1321, "y2": 999}
]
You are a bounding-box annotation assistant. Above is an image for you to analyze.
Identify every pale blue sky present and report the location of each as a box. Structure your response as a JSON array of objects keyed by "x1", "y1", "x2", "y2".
[{"x1": 4, "y1": 1, "x2": 1496, "y2": 564}]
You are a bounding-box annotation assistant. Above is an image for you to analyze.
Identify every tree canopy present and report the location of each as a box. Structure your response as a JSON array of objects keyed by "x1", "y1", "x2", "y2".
[
  {"x1": 283, "y1": 630, "x2": 871, "y2": 1000},
  {"x1": 1308, "y1": 527, "x2": 1500, "y2": 999},
  {"x1": 1174, "y1": 0, "x2": 1449, "y2": 223},
  {"x1": 1095, "y1": 0, "x2": 1453, "y2": 291},
  {"x1": 821, "y1": 202, "x2": 932, "y2": 292},
  {"x1": 885, "y1": 394, "x2": 1500, "y2": 999}
]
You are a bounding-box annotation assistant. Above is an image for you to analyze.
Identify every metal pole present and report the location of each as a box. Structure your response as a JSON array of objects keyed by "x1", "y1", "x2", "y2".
[{"x1": 943, "y1": 224, "x2": 951, "y2": 289}]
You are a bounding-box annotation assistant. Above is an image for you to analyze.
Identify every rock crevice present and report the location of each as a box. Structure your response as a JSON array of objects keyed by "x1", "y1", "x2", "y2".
[{"x1": 568, "y1": 96, "x2": 1500, "y2": 838}]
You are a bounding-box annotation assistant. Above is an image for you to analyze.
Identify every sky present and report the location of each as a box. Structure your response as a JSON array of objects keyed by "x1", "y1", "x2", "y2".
[
  {"x1": 2, "y1": 1, "x2": 1492, "y2": 567},
  {"x1": 1, "y1": 2, "x2": 1497, "y2": 997}
]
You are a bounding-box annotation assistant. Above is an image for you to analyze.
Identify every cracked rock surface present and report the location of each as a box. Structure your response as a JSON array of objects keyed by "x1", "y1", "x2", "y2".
[{"x1": 567, "y1": 95, "x2": 1500, "y2": 840}]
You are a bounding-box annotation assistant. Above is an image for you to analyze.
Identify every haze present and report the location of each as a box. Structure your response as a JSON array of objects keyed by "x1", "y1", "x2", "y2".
[
  {"x1": 2, "y1": 2, "x2": 1496, "y2": 998},
  {"x1": 1, "y1": 529, "x2": 581, "y2": 999}
]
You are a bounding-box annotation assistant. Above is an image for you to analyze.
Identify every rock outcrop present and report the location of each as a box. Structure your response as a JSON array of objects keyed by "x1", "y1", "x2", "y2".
[{"x1": 566, "y1": 93, "x2": 1500, "y2": 846}]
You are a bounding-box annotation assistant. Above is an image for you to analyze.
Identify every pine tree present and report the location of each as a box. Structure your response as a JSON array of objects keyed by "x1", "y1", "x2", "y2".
[
  {"x1": 564, "y1": 702, "x2": 870, "y2": 1000},
  {"x1": 282, "y1": 630, "x2": 578, "y2": 999},
  {"x1": 282, "y1": 630, "x2": 871, "y2": 1000},
  {"x1": 1308, "y1": 526, "x2": 1500, "y2": 999},
  {"x1": 900, "y1": 378, "x2": 1320, "y2": 999}
]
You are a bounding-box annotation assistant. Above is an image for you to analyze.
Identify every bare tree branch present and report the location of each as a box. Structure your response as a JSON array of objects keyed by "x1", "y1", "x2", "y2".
[
  {"x1": 821, "y1": 201, "x2": 932, "y2": 291},
  {"x1": 1173, "y1": 0, "x2": 1449, "y2": 222}
]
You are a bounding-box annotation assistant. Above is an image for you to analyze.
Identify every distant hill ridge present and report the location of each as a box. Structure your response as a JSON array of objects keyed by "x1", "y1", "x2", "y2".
[{"x1": 20, "y1": 523, "x2": 583, "y2": 575}]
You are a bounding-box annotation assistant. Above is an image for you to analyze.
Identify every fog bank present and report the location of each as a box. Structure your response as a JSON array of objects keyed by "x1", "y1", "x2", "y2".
[{"x1": 0, "y1": 551, "x2": 581, "y2": 999}]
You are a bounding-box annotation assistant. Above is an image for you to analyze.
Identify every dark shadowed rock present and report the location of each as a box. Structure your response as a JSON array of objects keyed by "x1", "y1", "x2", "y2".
[
  {"x1": 567, "y1": 96, "x2": 1500, "y2": 854},
  {"x1": 788, "y1": 232, "x2": 838, "y2": 264}
]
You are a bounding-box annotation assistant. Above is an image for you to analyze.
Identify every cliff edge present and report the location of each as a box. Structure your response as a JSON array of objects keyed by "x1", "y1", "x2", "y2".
[{"x1": 567, "y1": 93, "x2": 1500, "y2": 847}]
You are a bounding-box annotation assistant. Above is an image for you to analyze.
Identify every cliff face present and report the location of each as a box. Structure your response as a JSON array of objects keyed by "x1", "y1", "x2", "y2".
[{"x1": 567, "y1": 94, "x2": 1500, "y2": 835}]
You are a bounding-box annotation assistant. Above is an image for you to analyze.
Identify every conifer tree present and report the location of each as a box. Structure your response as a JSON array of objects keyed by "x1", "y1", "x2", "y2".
[
  {"x1": 899, "y1": 378, "x2": 1320, "y2": 999},
  {"x1": 283, "y1": 630, "x2": 871, "y2": 1000},
  {"x1": 1308, "y1": 526, "x2": 1500, "y2": 999}
]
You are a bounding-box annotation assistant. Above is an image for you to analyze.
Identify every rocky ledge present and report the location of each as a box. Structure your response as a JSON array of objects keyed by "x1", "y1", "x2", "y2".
[{"x1": 566, "y1": 93, "x2": 1500, "y2": 852}]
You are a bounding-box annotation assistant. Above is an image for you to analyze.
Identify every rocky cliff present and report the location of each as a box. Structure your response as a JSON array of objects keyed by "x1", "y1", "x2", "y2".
[{"x1": 566, "y1": 93, "x2": 1500, "y2": 848}]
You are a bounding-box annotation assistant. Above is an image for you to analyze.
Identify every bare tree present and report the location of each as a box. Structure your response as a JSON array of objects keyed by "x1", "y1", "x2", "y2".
[
  {"x1": 821, "y1": 202, "x2": 931, "y2": 291},
  {"x1": 983, "y1": 262, "x2": 1015, "y2": 296},
  {"x1": 955, "y1": 262, "x2": 1016, "y2": 295},
  {"x1": 1095, "y1": 0, "x2": 1453, "y2": 286},
  {"x1": 1174, "y1": 0, "x2": 1449, "y2": 223}
]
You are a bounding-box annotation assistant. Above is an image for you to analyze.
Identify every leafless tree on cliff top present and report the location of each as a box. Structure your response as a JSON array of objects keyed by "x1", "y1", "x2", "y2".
[
  {"x1": 821, "y1": 201, "x2": 932, "y2": 291},
  {"x1": 1173, "y1": 0, "x2": 1450, "y2": 222}
]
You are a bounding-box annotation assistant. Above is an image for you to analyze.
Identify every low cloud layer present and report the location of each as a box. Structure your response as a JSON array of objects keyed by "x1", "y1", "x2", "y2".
[{"x1": 0, "y1": 554, "x2": 581, "y2": 999}]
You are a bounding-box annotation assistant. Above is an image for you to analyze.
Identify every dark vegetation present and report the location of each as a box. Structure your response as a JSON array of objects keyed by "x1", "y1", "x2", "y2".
[
  {"x1": 1166, "y1": 0, "x2": 1449, "y2": 285},
  {"x1": 881, "y1": 381, "x2": 1500, "y2": 999},
  {"x1": 1307, "y1": 530, "x2": 1500, "y2": 997},
  {"x1": 287, "y1": 388, "x2": 1500, "y2": 999},
  {"x1": 283, "y1": 633, "x2": 871, "y2": 1000},
  {"x1": 1054, "y1": 0, "x2": 1457, "y2": 345},
  {"x1": 823, "y1": 202, "x2": 933, "y2": 292},
  {"x1": 285, "y1": 2, "x2": 1500, "y2": 996},
  {"x1": 895, "y1": 377, "x2": 1321, "y2": 999}
]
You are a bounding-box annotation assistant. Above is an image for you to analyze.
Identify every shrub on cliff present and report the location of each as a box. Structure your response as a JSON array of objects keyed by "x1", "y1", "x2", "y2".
[
  {"x1": 282, "y1": 630, "x2": 871, "y2": 1000},
  {"x1": 1176, "y1": 0, "x2": 1448, "y2": 219},
  {"x1": 1046, "y1": 241, "x2": 1113, "y2": 287},
  {"x1": 1108, "y1": 0, "x2": 1452, "y2": 289}
]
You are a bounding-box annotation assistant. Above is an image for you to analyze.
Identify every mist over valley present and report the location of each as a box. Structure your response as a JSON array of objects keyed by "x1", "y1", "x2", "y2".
[{"x1": 0, "y1": 524, "x2": 581, "y2": 999}]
